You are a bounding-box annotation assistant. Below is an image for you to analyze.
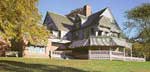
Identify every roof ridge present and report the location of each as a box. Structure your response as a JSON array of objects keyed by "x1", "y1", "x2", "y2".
[{"x1": 48, "y1": 11, "x2": 68, "y2": 18}]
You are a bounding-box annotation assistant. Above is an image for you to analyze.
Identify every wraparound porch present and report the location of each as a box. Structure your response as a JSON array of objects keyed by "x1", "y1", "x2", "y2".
[{"x1": 50, "y1": 50, "x2": 145, "y2": 62}]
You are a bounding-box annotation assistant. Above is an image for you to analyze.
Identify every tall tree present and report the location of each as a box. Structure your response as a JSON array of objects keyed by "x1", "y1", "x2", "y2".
[
  {"x1": 0, "y1": 0, "x2": 49, "y2": 56},
  {"x1": 124, "y1": 3, "x2": 150, "y2": 60},
  {"x1": 124, "y1": 3, "x2": 150, "y2": 41}
]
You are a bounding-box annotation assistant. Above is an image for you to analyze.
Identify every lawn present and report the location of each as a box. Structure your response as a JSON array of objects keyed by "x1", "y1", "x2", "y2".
[{"x1": 0, "y1": 57, "x2": 150, "y2": 72}]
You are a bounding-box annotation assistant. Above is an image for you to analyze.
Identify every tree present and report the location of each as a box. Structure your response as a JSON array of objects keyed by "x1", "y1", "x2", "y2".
[
  {"x1": 0, "y1": 0, "x2": 50, "y2": 56},
  {"x1": 125, "y1": 3, "x2": 150, "y2": 41},
  {"x1": 124, "y1": 3, "x2": 150, "y2": 60}
]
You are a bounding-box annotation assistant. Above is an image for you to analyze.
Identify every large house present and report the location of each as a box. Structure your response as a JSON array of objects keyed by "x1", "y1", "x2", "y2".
[{"x1": 43, "y1": 5, "x2": 145, "y2": 61}]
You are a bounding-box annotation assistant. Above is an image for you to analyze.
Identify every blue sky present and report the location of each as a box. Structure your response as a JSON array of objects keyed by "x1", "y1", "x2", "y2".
[{"x1": 38, "y1": 0, "x2": 149, "y2": 38}]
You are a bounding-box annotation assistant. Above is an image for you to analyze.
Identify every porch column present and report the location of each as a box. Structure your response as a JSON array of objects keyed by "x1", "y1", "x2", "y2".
[
  {"x1": 96, "y1": 31, "x2": 98, "y2": 36},
  {"x1": 109, "y1": 47, "x2": 112, "y2": 61},
  {"x1": 88, "y1": 50, "x2": 91, "y2": 59},
  {"x1": 123, "y1": 48, "x2": 125, "y2": 61},
  {"x1": 131, "y1": 47, "x2": 132, "y2": 57}
]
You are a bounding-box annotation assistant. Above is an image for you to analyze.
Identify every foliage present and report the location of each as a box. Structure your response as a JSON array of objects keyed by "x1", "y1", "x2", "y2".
[
  {"x1": 124, "y1": 3, "x2": 150, "y2": 41},
  {"x1": 132, "y1": 42, "x2": 150, "y2": 58},
  {"x1": 0, "y1": 0, "x2": 49, "y2": 55},
  {"x1": 1, "y1": 58, "x2": 150, "y2": 72},
  {"x1": 124, "y1": 3, "x2": 150, "y2": 60}
]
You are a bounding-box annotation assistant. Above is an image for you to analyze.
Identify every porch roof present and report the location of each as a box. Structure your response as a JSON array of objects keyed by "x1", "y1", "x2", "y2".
[
  {"x1": 69, "y1": 39, "x2": 89, "y2": 48},
  {"x1": 69, "y1": 37, "x2": 132, "y2": 48}
]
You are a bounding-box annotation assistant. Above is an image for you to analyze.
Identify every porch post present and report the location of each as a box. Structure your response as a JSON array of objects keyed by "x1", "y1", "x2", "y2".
[
  {"x1": 88, "y1": 50, "x2": 91, "y2": 59},
  {"x1": 96, "y1": 31, "x2": 98, "y2": 36},
  {"x1": 109, "y1": 47, "x2": 112, "y2": 61},
  {"x1": 131, "y1": 47, "x2": 132, "y2": 60},
  {"x1": 123, "y1": 48, "x2": 125, "y2": 61}
]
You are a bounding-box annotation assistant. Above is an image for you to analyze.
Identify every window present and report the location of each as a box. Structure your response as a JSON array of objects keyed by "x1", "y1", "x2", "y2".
[
  {"x1": 58, "y1": 31, "x2": 61, "y2": 38},
  {"x1": 27, "y1": 46, "x2": 45, "y2": 54},
  {"x1": 118, "y1": 33, "x2": 120, "y2": 38},
  {"x1": 102, "y1": 32, "x2": 105, "y2": 36},
  {"x1": 98, "y1": 31, "x2": 102, "y2": 36},
  {"x1": 105, "y1": 32, "x2": 109, "y2": 36},
  {"x1": 109, "y1": 32, "x2": 112, "y2": 36},
  {"x1": 52, "y1": 31, "x2": 60, "y2": 38},
  {"x1": 91, "y1": 28, "x2": 95, "y2": 36}
]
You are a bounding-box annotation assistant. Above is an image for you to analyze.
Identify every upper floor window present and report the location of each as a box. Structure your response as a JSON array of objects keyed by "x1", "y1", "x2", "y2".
[
  {"x1": 102, "y1": 32, "x2": 105, "y2": 36},
  {"x1": 117, "y1": 33, "x2": 120, "y2": 38},
  {"x1": 58, "y1": 31, "x2": 61, "y2": 38},
  {"x1": 52, "y1": 30, "x2": 61, "y2": 38},
  {"x1": 91, "y1": 28, "x2": 95, "y2": 36},
  {"x1": 98, "y1": 31, "x2": 102, "y2": 36}
]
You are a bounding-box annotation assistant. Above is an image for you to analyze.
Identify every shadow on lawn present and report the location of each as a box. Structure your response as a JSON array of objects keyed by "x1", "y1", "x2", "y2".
[{"x1": 0, "y1": 60, "x2": 88, "y2": 72}]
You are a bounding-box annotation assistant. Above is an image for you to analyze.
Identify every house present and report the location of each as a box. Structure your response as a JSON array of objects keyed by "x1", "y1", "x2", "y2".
[{"x1": 43, "y1": 5, "x2": 145, "y2": 61}]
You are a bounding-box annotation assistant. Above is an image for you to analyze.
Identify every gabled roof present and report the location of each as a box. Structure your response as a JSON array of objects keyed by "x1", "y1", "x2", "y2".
[
  {"x1": 98, "y1": 16, "x2": 112, "y2": 28},
  {"x1": 46, "y1": 7, "x2": 121, "y2": 33},
  {"x1": 47, "y1": 12, "x2": 73, "y2": 31},
  {"x1": 99, "y1": 8, "x2": 121, "y2": 33},
  {"x1": 81, "y1": 8, "x2": 107, "y2": 27},
  {"x1": 80, "y1": 7, "x2": 121, "y2": 33}
]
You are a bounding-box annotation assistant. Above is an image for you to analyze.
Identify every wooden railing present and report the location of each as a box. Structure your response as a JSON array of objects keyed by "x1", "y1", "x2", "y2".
[
  {"x1": 111, "y1": 51, "x2": 124, "y2": 56},
  {"x1": 89, "y1": 50, "x2": 110, "y2": 59},
  {"x1": 89, "y1": 50, "x2": 145, "y2": 62}
]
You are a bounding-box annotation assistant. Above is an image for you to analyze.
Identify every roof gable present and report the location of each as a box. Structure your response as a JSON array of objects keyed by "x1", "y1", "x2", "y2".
[
  {"x1": 80, "y1": 8, "x2": 106, "y2": 27},
  {"x1": 99, "y1": 8, "x2": 121, "y2": 33},
  {"x1": 99, "y1": 16, "x2": 112, "y2": 28},
  {"x1": 100, "y1": 8, "x2": 115, "y2": 22},
  {"x1": 47, "y1": 12, "x2": 73, "y2": 31},
  {"x1": 43, "y1": 13, "x2": 58, "y2": 30}
]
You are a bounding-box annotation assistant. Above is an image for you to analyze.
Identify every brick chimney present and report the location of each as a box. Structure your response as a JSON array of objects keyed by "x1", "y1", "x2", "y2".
[{"x1": 84, "y1": 4, "x2": 92, "y2": 17}]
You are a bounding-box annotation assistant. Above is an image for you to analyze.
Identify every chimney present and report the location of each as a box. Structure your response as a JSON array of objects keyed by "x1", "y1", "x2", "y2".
[{"x1": 84, "y1": 4, "x2": 92, "y2": 17}]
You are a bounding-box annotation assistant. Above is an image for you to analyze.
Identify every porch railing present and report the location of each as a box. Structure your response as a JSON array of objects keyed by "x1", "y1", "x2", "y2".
[{"x1": 89, "y1": 50, "x2": 145, "y2": 62}]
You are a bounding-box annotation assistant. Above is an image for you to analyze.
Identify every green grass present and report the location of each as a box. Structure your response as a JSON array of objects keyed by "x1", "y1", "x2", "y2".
[{"x1": 0, "y1": 57, "x2": 150, "y2": 72}]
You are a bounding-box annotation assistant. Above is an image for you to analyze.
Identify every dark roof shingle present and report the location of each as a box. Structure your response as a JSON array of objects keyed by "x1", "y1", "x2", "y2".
[{"x1": 48, "y1": 12, "x2": 73, "y2": 31}]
